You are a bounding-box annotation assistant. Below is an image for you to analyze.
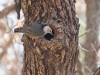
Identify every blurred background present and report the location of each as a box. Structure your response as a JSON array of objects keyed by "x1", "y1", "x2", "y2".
[{"x1": 0, "y1": 0, "x2": 100, "y2": 75}]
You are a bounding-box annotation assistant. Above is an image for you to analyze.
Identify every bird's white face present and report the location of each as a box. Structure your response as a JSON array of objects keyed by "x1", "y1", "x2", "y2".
[{"x1": 43, "y1": 26, "x2": 52, "y2": 34}]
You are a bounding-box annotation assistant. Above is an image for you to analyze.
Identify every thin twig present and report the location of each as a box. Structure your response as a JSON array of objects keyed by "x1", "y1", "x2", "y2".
[
  {"x1": 79, "y1": 10, "x2": 100, "y2": 37},
  {"x1": 78, "y1": 44, "x2": 89, "y2": 51},
  {"x1": 78, "y1": 57, "x2": 93, "y2": 74},
  {"x1": 0, "y1": 24, "x2": 16, "y2": 35},
  {"x1": 0, "y1": 20, "x2": 24, "y2": 45},
  {"x1": 79, "y1": 29, "x2": 91, "y2": 37},
  {"x1": 0, "y1": 21, "x2": 23, "y2": 35},
  {"x1": 91, "y1": 43, "x2": 100, "y2": 59},
  {"x1": 84, "y1": 65, "x2": 93, "y2": 74}
]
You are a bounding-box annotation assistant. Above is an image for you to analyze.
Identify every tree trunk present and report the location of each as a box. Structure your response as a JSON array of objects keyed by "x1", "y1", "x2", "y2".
[
  {"x1": 84, "y1": 0, "x2": 100, "y2": 74},
  {"x1": 94, "y1": 67, "x2": 100, "y2": 75},
  {"x1": 77, "y1": 59, "x2": 83, "y2": 75},
  {"x1": 15, "y1": 0, "x2": 79, "y2": 75}
]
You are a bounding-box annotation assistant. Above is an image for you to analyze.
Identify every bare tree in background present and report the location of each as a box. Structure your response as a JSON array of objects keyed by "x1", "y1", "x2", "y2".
[
  {"x1": 14, "y1": 0, "x2": 80, "y2": 75},
  {"x1": 84, "y1": 0, "x2": 100, "y2": 74},
  {"x1": 0, "y1": 2, "x2": 23, "y2": 75}
]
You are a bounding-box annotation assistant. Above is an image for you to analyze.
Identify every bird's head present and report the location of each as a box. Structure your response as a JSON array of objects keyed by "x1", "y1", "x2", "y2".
[
  {"x1": 43, "y1": 26, "x2": 53, "y2": 35},
  {"x1": 43, "y1": 25, "x2": 54, "y2": 40}
]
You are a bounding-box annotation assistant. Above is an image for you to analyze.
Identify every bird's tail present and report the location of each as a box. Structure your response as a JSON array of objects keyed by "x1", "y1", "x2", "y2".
[{"x1": 14, "y1": 27, "x2": 25, "y2": 33}]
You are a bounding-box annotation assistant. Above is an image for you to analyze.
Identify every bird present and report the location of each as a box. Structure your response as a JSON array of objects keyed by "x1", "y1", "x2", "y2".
[{"x1": 14, "y1": 24, "x2": 54, "y2": 40}]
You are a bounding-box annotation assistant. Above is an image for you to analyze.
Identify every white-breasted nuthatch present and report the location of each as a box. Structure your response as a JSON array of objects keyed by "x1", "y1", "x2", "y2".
[{"x1": 14, "y1": 24, "x2": 54, "y2": 40}]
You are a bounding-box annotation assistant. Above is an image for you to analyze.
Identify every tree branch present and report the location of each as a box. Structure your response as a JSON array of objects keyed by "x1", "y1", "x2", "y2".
[{"x1": 0, "y1": 4, "x2": 15, "y2": 19}]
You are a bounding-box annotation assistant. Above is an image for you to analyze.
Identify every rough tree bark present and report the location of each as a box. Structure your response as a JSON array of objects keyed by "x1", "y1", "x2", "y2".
[
  {"x1": 77, "y1": 59, "x2": 83, "y2": 75},
  {"x1": 84, "y1": 0, "x2": 100, "y2": 74},
  {"x1": 15, "y1": 0, "x2": 79, "y2": 75},
  {"x1": 94, "y1": 67, "x2": 100, "y2": 75}
]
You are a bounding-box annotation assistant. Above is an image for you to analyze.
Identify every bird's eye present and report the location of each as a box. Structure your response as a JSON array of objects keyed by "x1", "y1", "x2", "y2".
[{"x1": 50, "y1": 30, "x2": 52, "y2": 32}]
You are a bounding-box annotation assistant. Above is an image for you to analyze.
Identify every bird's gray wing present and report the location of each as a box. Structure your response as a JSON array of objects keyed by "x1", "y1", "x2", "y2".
[{"x1": 24, "y1": 25, "x2": 44, "y2": 36}]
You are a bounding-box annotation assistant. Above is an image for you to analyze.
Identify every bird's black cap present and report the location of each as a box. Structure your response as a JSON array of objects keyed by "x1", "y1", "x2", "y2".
[
  {"x1": 44, "y1": 29, "x2": 54, "y2": 40},
  {"x1": 44, "y1": 33, "x2": 54, "y2": 40}
]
